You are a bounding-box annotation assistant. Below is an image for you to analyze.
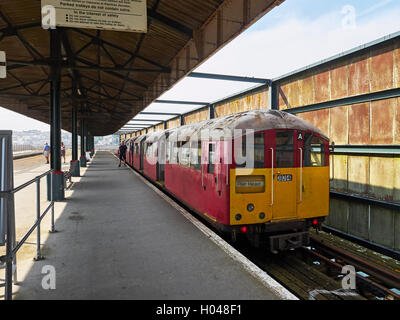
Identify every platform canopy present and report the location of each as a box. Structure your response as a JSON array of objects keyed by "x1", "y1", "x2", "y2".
[{"x1": 0, "y1": 0, "x2": 285, "y2": 136}]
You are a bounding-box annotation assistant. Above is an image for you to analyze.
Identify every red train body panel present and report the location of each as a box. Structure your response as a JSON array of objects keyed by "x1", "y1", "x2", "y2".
[{"x1": 120, "y1": 110, "x2": 331, "y2": 252}]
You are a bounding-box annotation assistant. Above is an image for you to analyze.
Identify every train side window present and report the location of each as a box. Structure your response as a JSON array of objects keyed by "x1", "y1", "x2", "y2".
[
  {"x1": 145, "y1": 142, "x2": 153, "y2": 158},
  {"x1": 304, "y1": 135, "x2": 325, "y2": 167},
  {"x1": 165, "y1": 141, "x2": 170, "y2": 164},
  {"x1": 208, "y1": 144, "x2": 215, "y2": 174},
  {"x1": 190, "y1": 141, "x2": 201, "y2": 171},
  {"x1": 180, "y1": 142, "x2": 190, "y2": 167},
  {"x1": 276, "y1": 132, "x2": 294, "y2": 168},
  {"x1": 170, "y1": 142, "x2": 179, "y2": 164}
]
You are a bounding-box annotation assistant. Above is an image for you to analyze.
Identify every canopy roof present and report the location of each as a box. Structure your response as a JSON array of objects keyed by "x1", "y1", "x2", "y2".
[{"x1": 0, "y1": 0, "x2": 285, "y2": 135}]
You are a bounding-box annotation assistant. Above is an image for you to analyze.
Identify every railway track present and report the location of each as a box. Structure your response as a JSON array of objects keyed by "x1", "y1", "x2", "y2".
[
  {"x1": 122, "y1": 156, "x2": 400, "y2": 301},
  {"x1": 233, "y1": 231, "x2": 400, "y2": 300}
]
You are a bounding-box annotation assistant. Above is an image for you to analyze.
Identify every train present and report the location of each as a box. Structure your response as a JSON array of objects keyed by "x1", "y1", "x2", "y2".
[{"x1": 120, "y1": 110, "x2": 331, "y2": 253}]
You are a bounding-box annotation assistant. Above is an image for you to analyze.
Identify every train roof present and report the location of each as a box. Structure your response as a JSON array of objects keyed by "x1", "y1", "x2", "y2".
[{"x1": 139, "y1": 110, "x2": 328, "y2": 143}]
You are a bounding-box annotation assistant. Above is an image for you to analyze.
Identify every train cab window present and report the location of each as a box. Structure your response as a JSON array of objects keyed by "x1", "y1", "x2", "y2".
[
  {"x1": 190, "y1": 141, "x2": 201, "y2": 171},
  {"x1": 304, "y1": 135, "x2": 325, "y2": 167},
  {"x1": 276, "y1": 132, "x2": 294, "y2": 168},
  {"x1": 236, "y1": 133, "x2": 265, "y2": 168},
  {"x1": 208, "y1": 144, "x2": 215, "y2": 174}
]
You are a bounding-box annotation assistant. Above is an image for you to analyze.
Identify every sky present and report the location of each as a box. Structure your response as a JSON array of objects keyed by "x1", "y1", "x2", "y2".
[{"x1": 1, "y1": 0, "x2": 400, "y2": 132}]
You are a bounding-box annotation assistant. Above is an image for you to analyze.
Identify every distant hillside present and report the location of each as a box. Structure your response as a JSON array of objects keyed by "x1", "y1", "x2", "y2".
[{"x1": 11, "y1": 130, "x2": 119, "y2": 147}]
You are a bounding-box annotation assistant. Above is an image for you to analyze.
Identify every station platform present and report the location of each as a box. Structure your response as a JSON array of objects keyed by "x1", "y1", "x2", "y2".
[{"x1": 10, "y1": 151, "x2": 290, "y2": 300}]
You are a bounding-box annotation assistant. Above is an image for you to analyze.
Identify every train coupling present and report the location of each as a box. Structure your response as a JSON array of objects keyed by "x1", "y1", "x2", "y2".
[{"x1": 268, "y1": 231, "x2": 309, "y2": 254}]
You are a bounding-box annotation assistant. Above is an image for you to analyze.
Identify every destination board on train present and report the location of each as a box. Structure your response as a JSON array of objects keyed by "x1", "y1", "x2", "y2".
[{"x1": 41, "y1": 0, "x2": 147, "y2": 33}]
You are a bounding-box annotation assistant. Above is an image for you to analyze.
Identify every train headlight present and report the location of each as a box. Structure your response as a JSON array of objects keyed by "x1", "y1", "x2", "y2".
[
  {"x1": 235, "y1": 214, "x2": 242, "y2": 221},
  {"x1": 247, "y1": 203, "x2": 255, "y2": 212},
  {"x1": 259, "y1": 212, "x2": 265, "y2": 219},
  {"x1": 235, "y1": 176, "x2": 265, "y2": 193}
]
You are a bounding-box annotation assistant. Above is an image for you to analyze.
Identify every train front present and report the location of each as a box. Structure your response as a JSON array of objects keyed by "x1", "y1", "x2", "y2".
[{"x1": 227, "y1": 111, "x2": 330, "y2": 253}]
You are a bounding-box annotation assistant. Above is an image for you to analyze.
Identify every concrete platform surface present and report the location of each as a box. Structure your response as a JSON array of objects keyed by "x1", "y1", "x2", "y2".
[{"x1": 12, "y1": 151, "x2": 280, "y2": 300}]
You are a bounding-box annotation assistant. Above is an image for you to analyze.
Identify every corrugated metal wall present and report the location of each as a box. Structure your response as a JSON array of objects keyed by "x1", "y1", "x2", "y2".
[
  {"x1": 214, "y1": 88, "x2": 270, "y2": 117},
  {"x1": 277, "y1": 39, "x2": 400, "y2": 250}
]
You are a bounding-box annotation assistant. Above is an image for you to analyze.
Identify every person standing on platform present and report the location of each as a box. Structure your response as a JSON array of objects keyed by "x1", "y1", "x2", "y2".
[
  {"x1": 61, "y1": 142, "x2": 66, "y2": 164},
  {"x1": 119, "y1": 141, "x2": 127, "y2": 167},
  {"x1": 43, "y1": 142, "x2": 50, "y2": 164}
]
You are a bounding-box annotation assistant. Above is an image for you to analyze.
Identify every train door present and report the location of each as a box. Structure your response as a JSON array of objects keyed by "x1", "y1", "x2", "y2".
[
  {"x1": 201, "y1": 142, "x2": 218, "y2": 220},
  {"x1": 157, "y1": 139, "x2": 166, "y2": 183},
  {"x1": 130, "y1": 141, "x2": 134, "y2": 166},
  {"x1": 271, "y1": 131, "x2": 298, "y2": 221},
  {"x1": 296, "y1": 132, "x2": 330, "y2": 219},
  {"x1": 139, "y1": 140, "x2": 144, "y2": 170}
]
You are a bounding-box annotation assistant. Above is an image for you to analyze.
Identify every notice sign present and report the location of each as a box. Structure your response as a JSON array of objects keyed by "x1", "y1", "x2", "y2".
[{"x1": 41, "y1": 0, "x2": 147, "y2": 33}]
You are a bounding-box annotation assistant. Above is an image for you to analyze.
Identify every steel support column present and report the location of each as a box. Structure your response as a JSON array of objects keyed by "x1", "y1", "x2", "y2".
[
  {"x1": 70, "y1": 104, "x2": 80, "y2": 176},
  {"x1": 48, "y1": 29, "x2": 64, "y2": 201},
  {"x1": 80, "y1": 119, "x2": 87, "y2": 167},
  {"x1": 209, "y1": 104, "x2": 215, "y2": 119},
  {"x1": 269, "y1": 81, "x2": 278, "y2": 110}
]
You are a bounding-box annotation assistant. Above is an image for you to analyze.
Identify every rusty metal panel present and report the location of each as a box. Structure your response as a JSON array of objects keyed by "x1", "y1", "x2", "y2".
[
  {"x1": 167, "y1": 118, "x2": 180, "y2": 129},
  {"x1": 395, "y1": 45, "x2": 400, "y2": 88},
  {"x1": 184, "y1": 109, "x2": 209, "y2": 125},
  {"x1": 307, "y1": 109, "x2": 329, "y2": 136},
  {"x1": 370, "y1": 46, "x2": 395, "y2": 92},
  {"x1": 331, "y1": 154, "x2": 348, "y2": 192},
  {"x1": 314, "y1": 70, "x2": 330, "y2": 103},
  {"x1": 278, "y1": 80, "x2": 299, "y2": 109},
  {"x1": 278, "y1": 83, "x2": 289, "y2": 110},
  {"x1": 348, "y1": 103, "x2": 370, "y2": 145},
  {"x1": 347, "y1": 156, "x2": 369, "y2": 195},
  {"x1": 396, "y1": 98, "x2": 400, "y2": 144},
  {"x1": 330, "y1": 64, "x2": 348, "y2": 100},
  {"x1": 369, "y1": 157, "x2": 395, "y2": 201},
  {"x1": 329, "y1": 105, "x2": 348, "y2": 145},
  {"x1": 348, "y1": 55, "x2": 370, "y2": 96},
  {"x1": 295, "y1": 109, "x2": 329, "y2": 137},
  {"x1": 299, "y1": 75, "x2": 314, "y2": 106},
  {"x1": 370, "y1": 99, "x2": 395, "y2": 144},
  {"x1": 215, "y1": 89, "x2": 269, "y2": 117}
]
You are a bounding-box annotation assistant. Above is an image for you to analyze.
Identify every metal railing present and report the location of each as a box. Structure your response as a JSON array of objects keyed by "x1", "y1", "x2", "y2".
[
  {"x1": 12, "y1": 144, "x2": 42, "y2": 154},
  {"x1": 0, "y1": 170, "x2": 56, "y2": 300}
]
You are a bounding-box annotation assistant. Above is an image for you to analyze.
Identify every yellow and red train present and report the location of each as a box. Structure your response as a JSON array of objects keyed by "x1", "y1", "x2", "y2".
[{"x1": 122, "y1": 110, "x2": 330, "y2": 253}]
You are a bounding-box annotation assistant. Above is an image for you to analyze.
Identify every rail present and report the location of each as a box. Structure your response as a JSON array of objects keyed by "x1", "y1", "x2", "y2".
[{"x1": 0, "y1": 170, "x2": 56, "y2": 300}]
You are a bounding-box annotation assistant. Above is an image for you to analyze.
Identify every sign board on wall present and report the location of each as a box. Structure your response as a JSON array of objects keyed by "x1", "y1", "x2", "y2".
[{"x1": 41, "y1": 0, "x2": 147, "y2": 33}]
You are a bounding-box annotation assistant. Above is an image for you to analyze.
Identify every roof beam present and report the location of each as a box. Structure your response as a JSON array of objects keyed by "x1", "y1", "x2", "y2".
[
  {"x1": 139, "y1": 112, "x2": 182, "y2": 116},
  {"x1": 69, "y1": 28, "x2": 167, "y2": 71},
  {"x1": 188, "y1": 72, "x2": 271, "y2": 84},
  {"x1": 75, "y1": 56, "x2": 148, "y2": 89},
  {"x1": 128, "y1": 119, "x2": 165, "y2": 122},
  {"x1": 154, "y1": 100, "x2": 209, "y2": 105}
]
